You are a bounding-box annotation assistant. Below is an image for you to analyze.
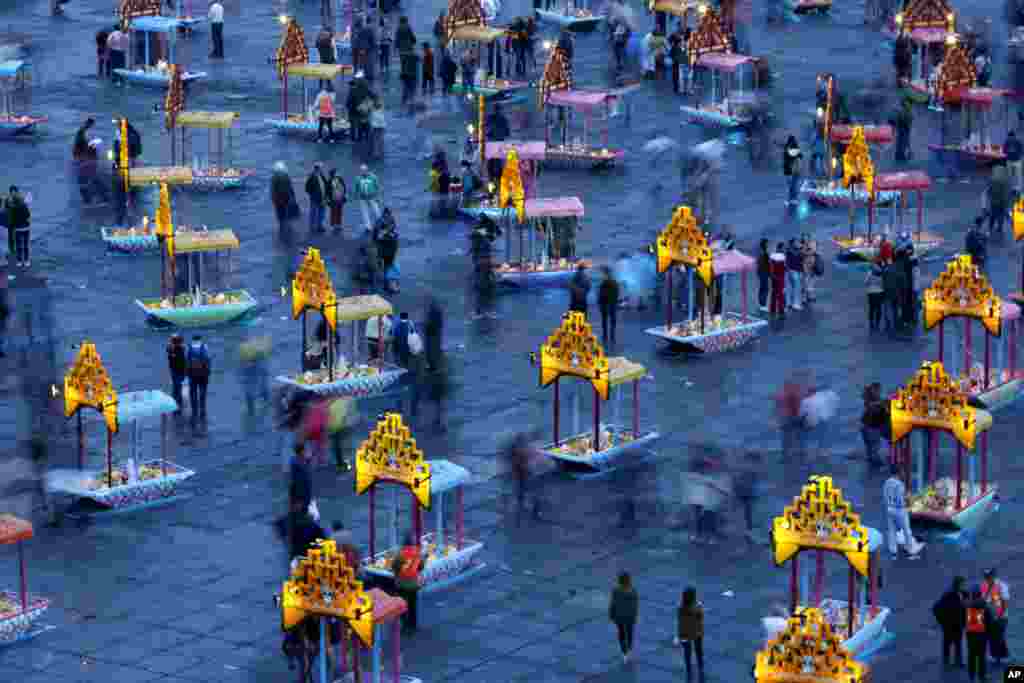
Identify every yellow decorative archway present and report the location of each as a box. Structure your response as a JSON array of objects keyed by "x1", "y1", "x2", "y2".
[
  {"x1": 445, "y1": 0, "x2": 487, "y2": 42},
  {"x1": 539, "y1": 46, "x2": 573, "y2": 109},
  {"x1": 754, "y1": 608, "x2": 869, "y2": 683},
  {"x1": 355, "y1": 413, "x2": 431, "y2": 508},
  {"x1": 841, "y1": 126, "x2": 874, "y2": 195},
  {"x1": 280, "y1": 539, "x2": 375, "y2": 647},
  {"x1": 686, "y1": 7, "x2": 731, "y2": 66},
  {"x1": 772, "y1": 476, "x2": 870, "y2": 576},
  {"x1": 64, "y1": 342, "x2": 119, "y2": 434},
  {"x1": 292, "y1": 248, "x2": 339, "y2": 331},
  {"x1": 936, "y1": 43, "x2": 976, "y2": 104},
  {"x1": 923, "y1": 254, "x2": 1001, "y2": 336},
  {"x1": 890, "y1": 361, "x2": 984, "y2": 450},
  {"x1": 655, "y1": 206, "x2": 713, "y2": 287},
  {"x1": 499, "y1": 149, "x2": 525, "y2": 222},
  {"x1": 1014, "y1": 197, "x2": 1024, "y2": 241},
  {"x1": 900, "y1": 0, "x2": 955, "y2": 33},
  {"x1": 275, "y1": 18, "x2": 309, "y2": 79},
  {"x1": 118, "y1": 0, "x2": 162, "y2": 26},
  {"x1": 538, "y1": 311, "x2": 611, "y2": 399}
]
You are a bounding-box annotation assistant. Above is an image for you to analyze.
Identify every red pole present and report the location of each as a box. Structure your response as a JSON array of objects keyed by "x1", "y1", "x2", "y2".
[
  {"x1": 955, "y1": 443, "x2": 963, "y2": 510},
  {"x1": 352, "y1": 633, "x2": 361, "y2": 683},
  {"x1": 107, "y1": 428, "x2": 113, "y2": 492},
  {"x1": 77, "y1": 411, "x2": 84, "y2": 470},
  {"x1": 553, "y1": 377, "x2": 560, "y2": 445},
  {"x1": 928, "y1": 429, "x2": 937, "y2": 484},
  {"x1": 938, "y1": 319, "x2": 945, "y2": 364},
  {"x1": 456, "y1": 485, "x2": 464, "y2": 549},
  {"x1": 790, "y1": 553, "x2": 799, "y2": 613},
  {"x1": 981, "y1": 431, "x2": 988, "y2": 494},
  {"x1": 917, "y1": 189, "x2": 923, "y2": 238},
  {"x1": 1011, "y1": 320, "x2": 1017, "y2": 379},
  {"x1": 848, "y1": 566, "x2": 855, "y2": 639},
  {"x1": 413, "y1": 494, "x2": 423, "y2": 543},
  {"x1": 18, "y1": 541, "x2": 27, "y2": 611},
  {"x1": 903, "y1": 439, "x2": 911, "y2": 491},
  {"x1": 869, "y1": 551, "x2": 877, "y2": 608},
  {"x1": 666, "y1": 268, "x2": 673, "y2": 329},
  {"x1": 340, "y1": 625, "x2": 349, "y2": 672},
  {"x1": 161, "y1": 414, "x2": 167, "y2": 477},
  {"x1": 984, "y1": 331, "x2": 991, "y2": 390},
  {"x1": 741, "y1": 270, "x2": 748, "y2": 321},
  {"x1": 282, "y1": 68, "x2": 289, "y2": 119},
  {"x1": 632, "y1": 379, "x2": 639, "y2": 439},
  {"x1": 593, "y1": 386, "x2": 600, "y2": 452},
  {"x1": 369, "y1": 485, "x2": 376, "y2": 559}
]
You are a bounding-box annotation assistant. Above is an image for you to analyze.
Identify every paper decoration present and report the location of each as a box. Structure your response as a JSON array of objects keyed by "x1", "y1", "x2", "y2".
[
  {"x1": 538, "y1": 311, "x2": 611, "y2": 399},
  {"x1": 539, "y1": 47, "x2": 573, "y2": 109},
  {"x1": 445, "y1": 0, "x2": 486, "y2": 42},
  {"x1": 165, "y1": 64, "x2": 185, "y2": 130},
  {"x1": 754, "y1": 608, "x2": 869, "y2": 683},
  {"x1": 655, "y1": 205, "x2": 713, "y2": 286},
  {"x1": 900, "y1": 0, "x2": 954, "y2": 31},
  {"x1": 772, "y1": 476, "x2": 870, "y2": 577},
  {"x1": 64, "y1": 342, "x2": 119, "y2": 434},
  {"x1": 355, "y1": 413, "x2": 431, "y2": 508},
  {"x1": 154, "y1": 183, "x2": 173, "y2": 238},
  {"x1": 292, "y1": 248, "x2": 338, "y2": 331},
  {"x1": 118, "y1": 0, "x2": 162, "y2": 25},
  {"x1": 275, "y1": 18, "x2": 309, "y2": 79},
  {"x1": 119, "y1": 118, "x2": 129, "y2": 193},
  {"x1": 842, "y1": 127, "x2": 874, "y2": 196},
  {"x1": 686, "y1": 8, "x2": 731, "y2": 65},
  {"x1": 499, "y1": 150, "x2": 525, "y2": 222},
  {"x1": 281, "y1": 539, "x2": 375, "y2": 647},
  {"x1": 890, "y1": 361, "x2": 980, "y2": 450},
  {"x1": 923, "y1": 254, "x2": 1001, "y2": 335},
  {"x1": 937, "y1": 43, "x2": 976, "y2": 103}
]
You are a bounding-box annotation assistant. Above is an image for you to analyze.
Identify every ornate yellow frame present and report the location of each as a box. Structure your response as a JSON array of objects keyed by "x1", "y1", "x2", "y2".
[
  {"x1": 276, "y1": 18, "x2": 309, "y2": 79},
  {"x1": 655, "y1": 205, "x2": 713, "y2": 287},
  {"x1": 355, "y1": 413, "x2": 431, "y2": 509},
  {"x1": 537, "y1": 311, "x2": 611, "y2": 399},
  {"x1": 841, "y1": 126, "x2": 874, "y2": 195},
  {"x1": 499, "y1": 149, "x2": 525, "y2": 222},
  {"x1": 292, "y1": 248, "x2": 339, "y2": 331},
  {"x1": 64, "y1": 342, "x2": 119, "y2": 434},
  {"x1": 754, "y1": 608, "x2": 869, "y2": 682},
  {"x1": 890, "y1": 361, "x2": 982, "y2": 450},
  {"x1": 923, "y1": 254, "x2": 1001, "y2": 336}
]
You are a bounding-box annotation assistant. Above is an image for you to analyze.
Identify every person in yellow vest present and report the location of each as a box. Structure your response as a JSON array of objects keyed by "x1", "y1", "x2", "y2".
[
  {"x1": 981, "y1": 568, "x2": 1010, "y2": 664},
  {"x1": 390, "y1": 533, "x2": 424, "y2": 634},
  {"x1": 965, "y1": 585, "x2": 995, "y2": 683}
]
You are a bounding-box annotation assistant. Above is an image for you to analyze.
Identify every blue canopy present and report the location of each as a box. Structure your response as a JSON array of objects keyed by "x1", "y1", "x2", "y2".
[
  {"x1": 130, "y1": 16, "x2": 184, "y2": 33},
  {"x1": 0, "y1": 60, "x2": 26, "y2": 78}
]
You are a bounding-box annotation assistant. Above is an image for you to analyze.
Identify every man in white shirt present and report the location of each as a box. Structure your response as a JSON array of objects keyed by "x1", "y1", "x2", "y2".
[
  {"x1": 208, "y1": 1, "x2": 224, "y2": 58},
  {"x1": 883, "y1": 464, "x2": 925, "y2": 559}
]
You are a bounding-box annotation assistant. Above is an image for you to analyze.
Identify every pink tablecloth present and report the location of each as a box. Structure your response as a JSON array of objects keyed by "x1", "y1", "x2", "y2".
[
  {"x1": 874, "y1": 170, "x2": 931, "y2": 192},
  {"x1": 696, "y1": 52, "x2": 753, "y2": 72},
  {"x1": 485, "y1": 141, "x2": 546, "y2": 161},
  {"x1": 525, "y1": 197, "x2": 584, "y2": 219},
  {"x1": 713, "y1": 249, "x2": 755, "y2": 274},
  {"x1": 547, "y1": 89, "x2": 612, "y2": 109}
]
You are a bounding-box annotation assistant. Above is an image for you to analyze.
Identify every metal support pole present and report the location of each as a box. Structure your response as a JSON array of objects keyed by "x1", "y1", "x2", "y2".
[
  {"x1": 392, "y1": 618, "x2": 401, "y2": 683},
  {"x1": 813, "y1": 549, "x2": 825, "y2": 606},
  {"x1": 688, "y1": 268, "x2": 695, "y2": 321},
  {"x1": 666, "y1": 267, "x2": 673, "y2": 329},
  {"x1": 456, "y1": 485, "x2": 464, "y2": 549},
  {"x1": 352, "y1": 633, "x2": 362, "y2": 683},
  {"x1": 301, "y1": 310, "x2": 307, "y2": 371},
  {"x1": 18, "y1": 541, "x2": 27, "y2": 611},
  {"x1": 369, "y1": 485, "x2": 376, "y2": 559},
  {"x1": 848, "y1": 566, "x2": 855, "y2": 639},
  {"x1": 77, "y1": 411, "x2": 84, "y2": 469},
  {"x1": 553, "y1": 377, "x2": 560, "y2": 445},
  {"x1": 917, "y1": 189, "x2": 923, "y2": 239},
  {"x1": 632, "y1": 379, "x2": 639, "y2": 439},
  {"x1": 869, "y1": 552, "x2": 878, "y2": 608},
  {"x1": 372, "y1": 622, "x2": 382, "y2": 683},
  {"x1": 741, "y1": 269, "x2": 748, "y2": 320},
  {"x1": 107, "y1": 428, "x2": 113, "y2": 495},
  {"x1": 319, "y1": 618, "x2": 328, "y2": 683},
  {"x1": 283, "y1": 68, "x2": 289, "y2": 118},
  {"x1": 413, "y1": 493, "x2": 422, "y2": 543},
  {"x1": 956, "y1": 443, "x2": 963, "y2": 510},
  {"x1": 985, "y1": 331, "x2": 991, "y2": 390},
  {"x1": 790, "y1": 553, "x2": 799, "y2": 613},
  {"x1": 965, "y1": 318, "x2": 972, "y2": 378},
  {"x1": 436, "y1": 491, "x2": 444, "y2": 548},
  {"x1": 928, "y1": 429, "x2": 937, "y2": 484},
  {"x1": 981, "y1": 431, "x2": 988, "y2": 494},
  {"x1": 593, "y1": 386, "x2": 601, "y2": 452},
  {"x1": 938, "y1": 319, "x2": 944, "y2": 364}
]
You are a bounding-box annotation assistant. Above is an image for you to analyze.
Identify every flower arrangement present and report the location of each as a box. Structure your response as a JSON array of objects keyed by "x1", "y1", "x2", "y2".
[
  {"x1": 668, "y1": 315, "x2": 743, "y2": 338},
  {"x1": 295, "y1": 365, "x2": 381, "y2": 386},
  {"x1": 147, "y1": 291, "x2": 247, "y2": 309},
  {"x1": 551, "y1": 428, "x2": 635, "y2": 457},
  {"x1": 88, "y1": 463, "x2": 170, "y2": 490},
  {"x1": 908, "y1": 477, "x2": 986, "y2": 514},
  {"x1": 819, "y1": 599, "x2": 877, "y2": 634}
]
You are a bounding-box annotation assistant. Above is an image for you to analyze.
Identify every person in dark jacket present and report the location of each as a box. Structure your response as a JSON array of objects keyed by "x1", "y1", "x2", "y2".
[
  {"x1": 485, "y1": 104, "x2": 512, "y2": 179},
  {"x1": 271, "y1": 162, "x2": 297, "y2": 234},
  {"x1": 6, "y1": 187, "x2": 30, "y2": 268},
  {"x1": 966, "y1": 218, "x2": 988, "y2": 272},
  {"x1": 669, "y1": 29, "x2": 685, "y2": 94},
  {"x1": 305, "y1": 163, "x2": 328, "y2": 234},
  {"x1": 881, "y1": 257, "x2": 906, "y2": 332},
  {"x1": 609, "y1": 572, "x2": 639, "y2": 663},
  {"x1": 756, "y1": 238, "x2": 770, "y2": 312},
  {"x1": 784, "y1": 239, "x2": 803, "y2": 311},
  {"x1": 933, "y1": 576, "x2": 967, "y2": 669},
  {"x1": 769, "y1": 245, "x2": 786, "y2": 318},
  {"x1": 675, "y1": 586, "x2": 705, "y2": 679},
  {"x1": 860, "y1": 382, "x2": 886, "y2": 467},
  {"x1": 285, "y1": 496, "x2": 325, "y2": 561},
  {"x1": 316, "y1": 27, "x2": 336, "y2": 91},
  {"x1": 395, "y1": 16, "x2": 417, "y2": 55},
  {"x1": 964, "y1": 585, "x2": 994, "y2": 682},
  {"x1": 1005, "y1": 130, "x2": 1023, "y2": 194},
  {"x1": 166, "y1": 334, "x2": 187, "y2": 414},
  {"x1": 421, "y1": 42, "x2": 435, "y2": 95},
  {"x1": 598, "y1": 266, "x2": 620, "y2": 346},
  {"x1": 569, "y1": 264, "x2": 590, "y2": 316},
  {"x1": 894, "y1": 33, "x2": 912, "y2": 83},
  {"x1": 783, "y1": 136, "x2": 802, "y2": 205},
  {"x1": 440, "y1": 50, "x2": 458, "y2": 100},
  {"x1": 289, "y1": 442, "x2": 314, "y2": 511},
  {"x1": 400, "y1": 47, "x2": 420, "y2": 106},
  {"x1": 987, "y1": 165, "x2": 1011, "y2": 235},
  {"x1": 186, "y1": 334, "x2": 211, "y2": 423}
]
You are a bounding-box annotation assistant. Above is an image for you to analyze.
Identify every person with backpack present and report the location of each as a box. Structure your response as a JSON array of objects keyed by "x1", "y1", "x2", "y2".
[
  {"x1": 186, "y1": 334, "x2": 211, "y2": 424},
  {"x1": 355, "y1": 164, "x2": 382, "y2": 232},
  {"x1": 166, "y1": 334, "x2": 187, "y2": 414},
  {"x1": 327, "y1": 168, "x2": 346, "y2": 234},
  {"x1": 391, "y1": 533, "x2": 423, "y2": 633},
  {"x1": 569, "y1": 264, "x2": 591, "y2": 317},
  {"x1": 305, "y1": 162, "x2": 328, "y2": 233},
  {"x1": 933, "y1": 576, "x2": 967, "y2": 670},
  {"x1": 609, "y1": 572, "x2": 639, "y2": 664},
  {"x1": 784, "y1": 239, "x2": 803, "y2": 312},
  {"x1": 5, "y1": 187, "x2": 30, "y2": 268},
  {"x1": 675, "y1": 586, "x2": 705, "y2": 679},
  {"x1": 757, "y1": 238, "x2": 771, "y2": 313},
  {"x1": 270, "y1": 162, "x2": 298, "y2": 234},
  {"x1": 965, "y1": 585, "x2": 995, "y2": 682}
]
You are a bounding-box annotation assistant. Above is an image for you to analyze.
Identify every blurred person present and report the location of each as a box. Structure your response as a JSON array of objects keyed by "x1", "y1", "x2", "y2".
[
  {"x1": 391, "y1": 533, "x2": 424, "y2": 633},
  {"x1": 674, "y1": 586, "x2": 705, "y2": 679},
  {"x1": 569, "y1": 264, "x2": 590, "y2": 317},
  {"x1": 784, "y1": 239, "x2": 803, "y2": 311},
  {"x1": 860, "y1": 382, "x2": 886, "y2": 468},
  {"x1": 783, "y1": 136, "x2": 802, "y2": 205},
  {"x1": 208, "y1": 0, "x2": 225, "y2": 58},
  {"x1": 0, "y1": 272, "x2": 8, "y2": 358},
  {"x1": 884, "y1": 463, "x2": 925, "y2": 559},
  {"x1": 756, "y1": 238, "x2": 770, "y2": 312},
  {"x1": 400, "y1": 46, "x2": 420, "y2": 106},
  {"x1": 769, "y1": 244, "x2": 786, "y2": 318},
  {"x1": 378, "y1": 16, "x2": 392, "y2": 74},
  {"x1": 313, "y1": 87, "x2": 337, "y2": 143},
  {"x1": 733, "y1": 451, "x2": 762, "y2": 542},
  {"x1": 502, "y1": 431, "x2": 542, "y2": 523},
  {"x1": 609, "y1": 572, "x2": 639, "y2": 664},
  {"x1": 1005, "y1": 130, "x2": 1023, "y2": 194},
  {"x1": 802, "y1": 238, "x2": 820, "y2": 304},
  {"x1": 987, "y1": 165, "x2": 1010, "y2": 235},
  {"x1": 933, "y1": 576, "x2": 967, "y2": 669},
  {"x1": 598, "y1": 266, "x2": 620, "y2": 346},
  {"x1": 369, "y1": 100, "x2": 387, "y2": 159},
  {"x1": 166, "y1": 333, "x2": 186, "y2": 414},
  {"x1": 271, "y1": 162, "x2": 298, "y2": 235},
  {"x1": 865, "y1": 259, "x2": 885, "y2": 331},
  {"x1": 305, "y1": 163, "x2": 328, "y2": 233},
  {"x1": 107, "y1": 25, "x2": 128, "y2": 86},
  {"x1": 882, "y1": 251, "x2": 907, "y2": 332},
  {"x1": 327, "y1": 168, "x2": 347, "y2": 234},
  {"x1": 366, "y1": 312, "x2": 393, "y2": 360},
  {"x1": 355, "y1": 164, "x2": 382, "y2": 232},
  {"x1": 289, "y1": 442, "x2": 314, "y2": 511},
  {"x1": 776, "y1": 374, "x2": 808, "y2": 459},
  {"x1": 965, "y1": 584, "x2": 994, "y2": 682},
  {"x1": 239, "y1": 336, "x2": 270, "y2": 418},
  {"x1": 6, "y1": 187, "x2": 30, "y2": 268},
  {"x1": 186, "y1": 334, "x2": 212, "y2": 424},
  {"x1": 421, "y1": 42, "x2": 435, "y2": 95},
  {"x1": 327, "y1": 397, "x2": 356, "y2": 471},
  {"x1": 980, "y1": 568, "x2": 1010, "y2": 664},
  {"x1": 96, "y1": 28, "x2": 110, "y2": 78}
]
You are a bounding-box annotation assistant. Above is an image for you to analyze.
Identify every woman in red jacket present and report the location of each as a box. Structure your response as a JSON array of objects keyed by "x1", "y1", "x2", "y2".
[{"x1": 769, "y1": 243, "x2": 786, "y2": 318}]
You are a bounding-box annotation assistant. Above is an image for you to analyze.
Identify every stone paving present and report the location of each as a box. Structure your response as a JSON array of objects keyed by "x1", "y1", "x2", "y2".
[{"x1": 0, "y1": 0, "x2": 1023, "y2": 681}]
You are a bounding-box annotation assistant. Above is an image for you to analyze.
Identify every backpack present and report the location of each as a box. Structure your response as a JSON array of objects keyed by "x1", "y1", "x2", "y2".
[{"x1": 188, "y1": 343, "x2": 210, "y2": 377}]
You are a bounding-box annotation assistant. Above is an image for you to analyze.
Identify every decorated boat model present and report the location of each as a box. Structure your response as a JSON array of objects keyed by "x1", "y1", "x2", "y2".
[
  {"x1": 770, "y1": 476, "x2": 892, "y2": 660},
  {"x1": 531, "y1": 313, "x2": 661, "y2": 475},
  {"x1": 275, "y1": 255, "x2": 406, "y2": 397},
  {"x1": 113, "y1": 17, "x2": 206, "y2": 87},
  {"x1": 267, "y1": 18, "x2": 353, "y2": 138},
  {"x1": 357, "y1": 416, "x2": 487, "y2": 593},
  {"x1": 446, "y1": 11, "x2": 528, "y2": 101},
  {"x1": 535, "y1": 6, "x2": 605, "y2": 30},
  {"x1": 0, "y1": 61, "x2": 46, "y2": 136},
  {"x1": 645, "y1": 206, "x2": 767, "y2": 352},
  {"x1": 889, "y1": 361, "x2": 999, "y2": 537},
  {"x1": 0, "y1": 516, "x2": 49, "y2": 646},
  {"x1": 803, "y1": 108, "x2": 899, "y2": 206},
  {"x1": 48, "y1": 344, "x2": 195, "y2": 512},
  {"x1": 894, "y1": 0, "x2": 957, "y2": 97}
]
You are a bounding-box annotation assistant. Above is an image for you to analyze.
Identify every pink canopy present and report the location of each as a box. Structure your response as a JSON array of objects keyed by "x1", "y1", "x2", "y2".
[
  {"x1": 960, "y1": 87, "x2": 1008, "y2": 106},
  {"x1": 909, "y1": 27, "x2": 948, "y2": 44},
  {"x1": 1002, "y1": 301, "x2": 1021, "y2": 322},
  {"x1": 713, "y1": 249, "x2": 755, "y2": 274},
  {"x1": 547, "y1": 89, "x2": 612, "y2": 109},
  {"x1": 831, "y1": 124, "x2": 894, "y2": 145},
  {"x1": 696, "y1": 52, "x2": 753, "y2": 72},
  {"x1": 525, "y1": 197, "x2": 584, "y2": 219},
  {"x1": 486, "y1": 141, "x2": 546, "y2": 161},
  {"x1": 874, "y1": 170, "x2": 931, "y2": 192}
]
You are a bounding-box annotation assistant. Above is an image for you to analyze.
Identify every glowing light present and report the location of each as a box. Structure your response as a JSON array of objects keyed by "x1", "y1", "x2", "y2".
[
  {"x1": 816, "y1": 107, "x2": 824, "y2": 118},
  {"x1": 279, "y1": 14, "x2": 289, "y2": 25},
  {"x1": 280, "y1": 286, "x2": 287, "y2": 297},
  {"x1": 894, "y1": 12, "x2": 903, "y2": 25},
  {"x1": 106, "y1": 150, "x2": 114, "y2": 160},
  {"x1": 467, "y1": 123, "x2": 475, "y2": 135},
  {"x1": 487, "y1": 182, "x2": 496, "y2": 193},
  {"x1": 50, "y1": 384, "x2": 59, "y2": 398},
  {"x1": 697, "y1": 3, "x2": 707, "y2": 13},
  {"x1": 946, "y1": 33, "x2": 957, "y2": 46},
  {"x1": 542, "y1": 40, "x2": 552, "y2": 51}
]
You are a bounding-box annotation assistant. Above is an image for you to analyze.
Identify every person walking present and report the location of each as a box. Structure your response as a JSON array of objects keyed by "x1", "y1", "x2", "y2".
[
  {"x1": 400, "y1": 47, "x2": 420, "y2": 106},
  {"x1": 966, "y1": 218, "x2": 988, "y2": 272},
  {"x1": 769, "y1": 245, "x2": 786, "y2": 318},
  {"x1": 208, "y1": 1, "x2": 225, "y2": 58},
  {"x1": 669, "y1": 28, "x2": 685, "y2": 94},
  {"x1": 433, "y1": 11, "x2": 447, "y2": 56},
  {"x1": 882, "y1": 255, "x2": 905, "y2": 332},
  {"x1": 801, "y1": 238, "x2": 820, "y2": 304},
  {"x1": 965, "y1": 585, "x2": 994, "y2": 682},
  {"x1": 395, "y1": 15, "x2": 417, "y2": 56},
  {"x1": 239, "y1": 336, "x2": 270, "y2": 419},
  {"x1": 598, "y1": 266, "x2": 620, "y2": 346},
  {"x1": 378, "y1": 16, "x2": 393, "y2": 75},
  {"x1": 327, "y1": 168, "x2": 346, "y2": 234},
  {"x1": 569, "y1": 264, "x2": 590, "y2": 317},
  {"x1": 0, "y1": 276, "x2": 8, "y2": 358},
  {"x1": 784, "y1": 239, "x2": 803, "y2": 312},
  {"x1": 305, "y1": 163, "x2": 328, "y2": 233},
  {"x1": 6, "y1": 187, "x2": 30, "y2": 268},
  {"x1": 107, "y1": 26, "x2": 128, "y2": 85},
  {"x1": 166, "y1": 334, "x2": 187, "y2": 415},
  {"x1": 783, "y1": 136, "x2": 802, "y2": 205},
  {"x1": 440, "y1": 49, "x2": 457, "y2": 104},
  {"x1": 884, "y1": 463, "x2": 925, "y2": 559},
  {"x1": 313, "y1": 87, "x2": 336, "y2": 143},
  {"x1": 503, "y1": 431, "x2": 541, "y2": 522},
  {"x1": 355, "y1": 164, "x2": 382, "y2": 232},
  {"x1": 860, "y1": 382, "x2": 886, "y2": 468},
  {"x1": 865, "y1": 259, "x2": 885, "y2": 331},
  {"x1": 186, "y1": 334, "x2": 211, "y2": 425},
  {"x1": 1005, "y1": 130, "x2": 1023, "y2": 195},
  {"x1": 271, "y1": 162, "x2": 298, "y2": 234},
  {"x1": 987, "y1": 165, "x2": 1010, "y2": 235},
  {"x1": 757, "y1": 238, "x2": 770, "y2": 313},
  {"x1": 895, "y1": 97, "x2": 912, "y2": 162},
  {"x1": 391, "y1": 534, "x2": 423, "y2": 634},
  {"x1": 733, "y1": 451, "x2": 761, "y2": 542},
  {"x1": 980, "y1": 568, "x2": 1010, "y2": 665},
  {"x1": 608, "y1": 572, "x2": 639, "y2": 664},
  {"x1": 933, "y1": 576, "x2": 967, "y2": 670},
  {"x1": 675, "y1": 586, "x2": 705, "y2": 680},
  {"x1": 95, "y1": 28, "x2": 111, "y2": 78},
  {"x1": 421, "y1": 42, "x2": 435, "y2": 95}
]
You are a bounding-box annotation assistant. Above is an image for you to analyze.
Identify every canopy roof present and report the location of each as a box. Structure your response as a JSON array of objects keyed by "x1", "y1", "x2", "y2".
[
  {"x1": 0, "y1": 60, "x2": 26, "y2": 78},
  {"x1": 908, "y1": 26, "x2": 950, "y2": 43},
  {"x1": 651, "y1": 0, "x2": 701, "y2": 16},
  {"x1": 288, "y1": 63, "x2": 353, "y2": 79},
  {"x1": 334, "y1": 294, "x2": 393, "y2": 323},
  {"x1": 959, "y1": 87, "x2": 1008, "y2": 106},
  {"x1": 830, "y1": 124, "x2": 893, "y2": 144},
  {"x1": 714, "y1": 249, "x2": 755, "y2": 274},
  {"x1": 355, "y1": 413, "x2": 431, "y2": 508},
  {"x1": 525, "y1": 197, "x2": 584, "y2": 219},
  {"x1": 130, "y1": 16, "x2": 186, "y2": 33},
  {"x1": 874, "y1": 170, "x2": 931, "y2": 192},
  {"x1": 428, "y1": 459, "x2": 471, "y2": 493},
  {"x1": 450, "y1": 25, "x2": 505, "y2": 42},
  {"x1": 923, "y1": 254, "x2": 1002, "y2": 335},
  {"x1": 686, "y1": 8, "x2": 731, "y2": 64},
  {"x1": 696, "y1": 52, "x2": 752, "y2": 71},
  {"x1": 547, "y1": 89, "x2": 614, "y2": 108},
  {"x1": 485, "y1": 140, "x2": 546, "y2": 160},
  {"x1": 173, "y1": 229, "x2": 240, "y2": 253},
  {"x1": 176, "y1": 111, "x2": 240, "y2": 129},
  {"x1": 117, "y1": 390, "x2": 178, "y2": 423},
  {"x1": 890, "y1": 361, "x2": 991, "y2": 450},
  {"x1": 445, "y1": 0, "x2": 488, "y2": 41}
]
